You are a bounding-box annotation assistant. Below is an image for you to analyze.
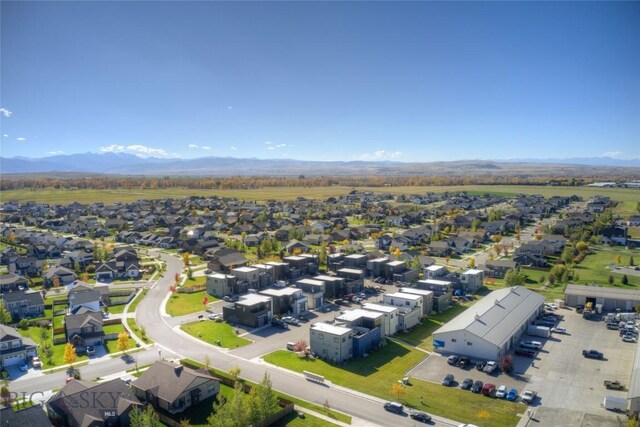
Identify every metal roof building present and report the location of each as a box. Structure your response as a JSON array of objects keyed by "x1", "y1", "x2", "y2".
[
  {"x1": 432, "y1": 286, "x2": 544, "y2": 361},
  {"x1": 565, "y1": 284, "x2": 640, "y2": 312}
]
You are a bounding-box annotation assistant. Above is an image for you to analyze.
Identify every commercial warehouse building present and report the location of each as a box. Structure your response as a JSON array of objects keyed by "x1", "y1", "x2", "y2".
[
  {"x1": 432, "y1": 286, "x2": 544, "y2": 361},
  {"x1": 565, "y1": 284, "x2": 640, "y2": 312}
]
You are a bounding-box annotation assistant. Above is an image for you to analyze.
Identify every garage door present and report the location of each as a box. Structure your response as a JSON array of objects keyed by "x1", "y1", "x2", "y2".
[{"x1": 3, "y1": 355, "x2": 22, "y2": 366}]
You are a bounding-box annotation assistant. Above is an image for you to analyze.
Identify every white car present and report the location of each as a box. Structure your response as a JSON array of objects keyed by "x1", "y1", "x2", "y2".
[
  {"x1": 282, "y1": 316, "x2": 300, "y2": 326},
  {"x1": 520, "y1": 340, "x2": 542, "y2": 349},
  {"x1": 520, "y1": 390, "x2": 537, "y2": 404},
  {"x1": 483, "y1": 361, "x2": 498, "y2": 373},
  {"x1": 208, "y1": 313, "x2": 222, "y2": 320},
  {"x1": 495, "y1": 385, "x2": 508, "y2": 398},
  {"x1": 623, "y1": 335, "x2": 637, "y2": 343},
  {"x1": 18, "y1": 361, "x2": 28, "y2": 372},
  {"x1": 545, "y1": 303, "x2": 559, "y2": 310},
  {"x1": 31, "y1": 356, "x2": 42, "y2": 369},
  {"x1": 551, "y1": 327, "x2": 567, "y2": 334}
]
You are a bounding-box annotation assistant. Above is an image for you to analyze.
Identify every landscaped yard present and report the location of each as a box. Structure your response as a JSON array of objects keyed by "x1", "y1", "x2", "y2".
[
  {"x1": 166, "y1": 290, "x2": 213, "y2": 316},
  {"x1": 126, "y1": 318, "x2": 151, "y2": 344},
  {"x1": 181, "y1": 321, "x2": 251, "y2": 349},
  {"x1": 572, "y1": 248, "x2": 640, "y2": 287},
  {"x1": 103, "y1": 322, "x2": 136, "y2": 353},
  {"x1": 19, "y1": 326, "x2": 88, "y2": 368},
  {"x1": 263, "y1": 342, "x2": 521, "y2": 427},
  {"x1": 397, "y1": 304, "x2": 470, "y2": 351},
  {"x1": 183, "y1": 275, "x2": 207, "y2": 289}
]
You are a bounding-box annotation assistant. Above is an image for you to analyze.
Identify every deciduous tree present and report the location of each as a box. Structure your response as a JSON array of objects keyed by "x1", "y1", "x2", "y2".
[
  {"x1": 63, "y1": 343, "x2": 77, "y2": 366},
  {"x1": 117, "y1": 332, "x2": 131, "y2": 354}
]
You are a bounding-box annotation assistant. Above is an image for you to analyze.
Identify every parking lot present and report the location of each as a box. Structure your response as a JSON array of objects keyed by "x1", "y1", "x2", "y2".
[{"x1": 409, "y1": 307, "x2": 637, "y2": 418}]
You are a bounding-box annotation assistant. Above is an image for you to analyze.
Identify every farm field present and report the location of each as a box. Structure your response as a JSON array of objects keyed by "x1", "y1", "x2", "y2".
[{"x1": 1, "y1": 185, "x2": 638, "y2": 208}]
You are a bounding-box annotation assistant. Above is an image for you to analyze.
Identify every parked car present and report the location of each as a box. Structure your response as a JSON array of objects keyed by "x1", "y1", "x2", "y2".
[
  {"x1": 282, "y1": 316, "x2": 300, "y2": 326},
  {"x1": 410, "y1": 411, "x2": 432, "y2": 423},
  {"x1": 286, "y1": 342, "x2": 296, "y2": 351},
  {"x1": 457, "y1": 356, "x2": 470, "y2": 368},
  {"x1": 442, "y1": 374, "x2": 454, "y2": 386},
  {"x1": 483, "y1": 361, "x2": 498, "y2": 373},
  {"x1": 223, "y1": 296, "x2": 233, "y2": 302},
  {"x1": 31, "y1": 356, "x2": 42, "y2": 369},
  {"x1": 461, "y1": 378, "x2": 474, "y2": 390},
  {"x1": 208, "y1": 313, "x2": 222, "y2": 320},
  {"x1": 520, "y1": 390, "x2": 537, "y2": 405},
  {"x1": 582, "y1": 349, "x2": 604, "y2": 359},
  {"x1": 576, "y1": 304, "x2": 585, "y2": 313},
  {"x1": 551, "y1": 327, "x2": 567, "y2": 334},
  {"x1": 495, "y1": 385, "x2": 508, "y2": 398},
  {"x1": 545, "y1": 303, "x2": 559, "y2": 310},
  {"x1": 447, "y1": 355, "x2": 459, "y2": 365},
  {"x1": 607, "y1": 323, "x2": 620, "y2": 330},
  {"x1": 623, "y1": 335, "x2": 637, "y2": 343},
  {"x1": 18, "y1": 361, "x2": 28, "y2": 372},
  {"x1": 515, "y1": 349, "x2": 536, "y2": 358},
  {"x1": 471, "y1": 380, "x2": 483, "y2": 393},
  {"x1": 475, "y1": 361, "x2": 486, "y2": 371},
  {"x1": 86, "y1": 346, "x2": 95, "y2": 356},
  {"x1": 481, "y1": 383, "x2": 496, "y2": 397},
  {"x1": 506, "y1": 388, "x2": 518, "y2": 401},
  {"x1": 520, "y1": 340, "x2": 542, "y2": 349},
  {"x1": 271, "y1": 318, "x2": 289, "y2": 329},
  {"x1": 604, "y1": 380, "x2": 624, "y2": 390},
  {"x1": 204, "y1": 269, "x2": 212, "y2": 274},
  {"x1": 384, "y1": 402, "x2": 403, "y2": 414}
]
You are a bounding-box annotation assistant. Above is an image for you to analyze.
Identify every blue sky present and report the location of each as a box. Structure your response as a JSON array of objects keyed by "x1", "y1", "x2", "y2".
[{"x1": 1, "y1": 1, "x2": 639, "y2": 162}]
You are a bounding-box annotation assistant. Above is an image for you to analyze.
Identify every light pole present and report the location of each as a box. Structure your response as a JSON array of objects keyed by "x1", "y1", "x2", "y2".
[{"x1": 158, "y1": 350, "x2": 162, "y2": 361}]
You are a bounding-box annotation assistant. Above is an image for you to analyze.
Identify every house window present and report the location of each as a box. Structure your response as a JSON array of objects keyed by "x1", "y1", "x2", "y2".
[
  {"x1": 318, "y1": 333, "x2": 324, "y2": 340},
  {"x1": 207, "y1": 384, "x2": 216, "y2": 393},
  {"x1": 451, "y1": 338, "x2": 457, "y2": 343},
  {"x1": 467, "y1": 342, "x2": 473, "y2": 346}
]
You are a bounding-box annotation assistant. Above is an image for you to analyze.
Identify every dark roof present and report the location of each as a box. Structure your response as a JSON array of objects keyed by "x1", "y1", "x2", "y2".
[
  {"x1": 68, "y1": 283, "x2": 102, "y2": 305},
  {"x1": 64, "y1": 311, "x2": 103, "y2": 330},
  {"x1": 48, "y1": 378, "x2": 141, "y2": 427},
  {"x1": 44, "y1": 266, "x2": 76, "y2": 279},
  {"x1": 132, "y1": 361, "x2": 219, "y2": 403},
  {"x1": 218, "y1": 252, "x2": 248, "y2": 267},
  {"x1": 1, "y1": 289, "x2": 44, "y2": 306},
  {"x1": 0, "y1": 405, "x2": 53, "y2": 427},
  {"x1": 0, "y1": 324, "x2": 21, "y2": 341},
  {"x1": 0, "y1": 273, "x2": 28, "y2": 286}
]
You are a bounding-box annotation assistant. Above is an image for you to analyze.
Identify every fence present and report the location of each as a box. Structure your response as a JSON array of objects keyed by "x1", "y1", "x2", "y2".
[{"x1": 177, "y1": 285, "x2": 207, "y2": 294}]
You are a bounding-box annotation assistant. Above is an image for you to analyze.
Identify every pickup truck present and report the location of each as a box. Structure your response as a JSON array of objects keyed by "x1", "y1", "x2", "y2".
[
  {"x1": 604, "y1": 380, "x2": 624, "y2": 390},
  {"x1": 520, "y1": 390, "x2": 537, "y2": 405}
]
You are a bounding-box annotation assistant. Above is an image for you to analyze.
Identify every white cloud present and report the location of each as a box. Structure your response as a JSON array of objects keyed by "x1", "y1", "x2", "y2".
[
  {"x1": 227, "y1": 106, "x2": 233, "y2": 110},
  {"x1": 2, "y1": 134, "x2": 8, "y2": 138},
  {"x1": 267, "y1": 146, "x2": 276, "y2": 150},
  {"x1": 201, "y1": 146, "x2": 211, "y2": 150},
  {"x1": 16, "y1": 137, "x2": 26, "y2": 142},
  {"x1": 276, "y1": 143, "x2": 289, "y2": 148},
  {"x1": 47, "y1": 150, "x2": 64, "y2": 155},
  {"x1": 264, "y1": 141, "x2": 273, "y2": 145},
  {"x1": 99, "y1": 144, "x2": 168, "y2": 157},
  {"x1": 359, "y1": 150, "x2": 402, "y2": 161},
  {"x1": 230, "y1": 146, "x2": 237, "y2": 151},
  {"x1": 188, "y1": 144, "x2": 199, "y2": 149},
  {"x1": 603, "y1": 151, "x2": 623, "y2": 159},
  {"x1": 0, "y1": 108, "x2": 12, "y2": 117}
]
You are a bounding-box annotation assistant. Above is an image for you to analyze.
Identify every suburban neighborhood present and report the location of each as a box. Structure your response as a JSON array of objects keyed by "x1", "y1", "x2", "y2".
[{"x1": 0, "y1": 187, "x2": 639, "y2": 427}]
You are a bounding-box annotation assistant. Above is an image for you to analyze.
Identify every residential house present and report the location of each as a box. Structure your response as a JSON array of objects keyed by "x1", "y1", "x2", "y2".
[
  {"x1": 427, "y1": 241, "x2": 452, "y2": 257},
  {"x1": 333, "y1": 310, "x2": 382, "y2": 357},
  {"x1": 484, "y1": 259, "x2": 518, "y2": 279},
  {"x1": 259, "y1": 287, "x2": 308, "y2": 315},
  {"x1": 222, "y1": 294, "x2": 273, "y2": 328},
  {"x1": 310, "y1": 322, "x2": 354, "y2": 363},
  {"x1": 206, "y1": 273, "x2": 237, "y2": 298},
  {"x1": 43, "y1": 266, "x2": 76, "y2": 287},
  {"x1": 398, "y1": 287, "x2": 434, "y2": 315},
  {"x1": 0, "y1": 405, "x2": 52, "y2": 427},
  {"x1": 47, "y1": 378, "x2": 141, "y2": 427},
  {"x1": 460, "y1": 269, "x2": 485, "y2": 292},
  {"x1": 131, "y1": 361, "x2": 220, "y2": 415},
  {"x1": 67, "y1": 283, "x2": 108, "y2": 314},
  {"x1": 601, "y1": 226, "x2": 628, "y2": 246},
  {"x1": 0, "y1": 324, "x2": 38, "y2": 367},
  {"x1": 285, "y1": 239, "x2": 311, "y2": 254},
  {"x1": 295, "y1": 278, "x2": 325, "y2": 309},
  {"x1": 360, "y1": 303, "x2": 400, "y2": 337},
  {"x1": 64, "y1": 309, "x2": 105, "y2": 347},
  {"x1": 1, "y1": 290, "x2": 44, "y2": 320},
  {"x1": 0, "y1": 273, "x2": 28, "y2": 292},
  {"x1": 311, "y1": 275, "x2": 345, "y2": 299},
  {"x1": 382, "y1": 292, "x2": 423, "y2": 331}
]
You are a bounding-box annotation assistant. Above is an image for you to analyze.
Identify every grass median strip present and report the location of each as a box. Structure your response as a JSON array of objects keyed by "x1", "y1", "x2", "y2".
[{"x1": 263, "y1": 341, "x2": 520, "y2": 427}]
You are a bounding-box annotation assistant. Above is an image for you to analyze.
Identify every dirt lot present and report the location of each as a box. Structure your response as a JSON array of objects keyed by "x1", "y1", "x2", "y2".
[{"x1": 409, "y1": 308, "x2": 637, "y2": 419}]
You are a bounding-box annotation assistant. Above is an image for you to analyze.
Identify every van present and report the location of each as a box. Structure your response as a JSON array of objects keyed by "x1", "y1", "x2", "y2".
[{"x1": 286, "y1": 342, "x2": 296, "y2": 351}]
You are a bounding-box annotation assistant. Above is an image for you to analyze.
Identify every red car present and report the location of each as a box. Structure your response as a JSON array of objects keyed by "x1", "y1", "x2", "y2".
[{"x1": 481, "y1": 383, "x2": 496, "y2": 397}]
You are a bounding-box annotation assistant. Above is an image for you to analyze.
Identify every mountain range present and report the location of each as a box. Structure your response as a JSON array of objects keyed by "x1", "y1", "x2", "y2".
[{"x1": 1, "y1": 153, "x2": 639, "y2": 177}]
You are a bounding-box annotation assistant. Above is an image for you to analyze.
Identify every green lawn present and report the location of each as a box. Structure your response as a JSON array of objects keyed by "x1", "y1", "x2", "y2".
[
  {"x1": 272, "y1": 411, "x2": 338, "y2": 427},
  {"x1": 572, "y1": 248, "x2": 640, "y2": 287},
  {"x1": 106, "y1": 303, "x2": 127, "y2": 315},
  {"x1": 166, "y1": 290, "x2": 211, "y2": 316},
  {"x1": 19, "y1": 326, "x2": 88, "y2": 368},
  {"x1": 103, "y1": 322, "x2": 136, "y2": 353},
  {"x1": 183, "y1": 275, "x2": 207, "y2": 289},
  {"x1": 397, "y1": 304, "x2": 470, "y2": 351},
  {"x1": 180, "y1": 321, "x2": 251, "y2": 349},
  {"x1": 264, "y1": 343, "x2": 521, "y2": 427},
  {"x1": 126, "y1": 318, "x2": 151, "y2": 344}
]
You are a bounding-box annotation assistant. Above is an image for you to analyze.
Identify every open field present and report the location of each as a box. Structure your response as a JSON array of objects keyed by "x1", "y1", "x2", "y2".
[
  {"x1": 2, "y1": 185, "x2": 638, "y2": 207},
  {"x1": 263, "y1": 341, "x2": 521, "y2": 427}
]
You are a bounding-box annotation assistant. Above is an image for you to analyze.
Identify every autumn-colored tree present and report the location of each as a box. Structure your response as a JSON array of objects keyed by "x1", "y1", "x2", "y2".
[
  {"x1": 63, "y1": 343, "x2": 77, "y2": 366},
  {"x1": 52, "y1": 275, "x2": 60, "y2": 288},
  {"x1": 575, "y1": 241, "x2": 589, "y2": 252},
  {"x1": 617, "y1": 255, "x2": 622, "y2": 265},
  {"x1": 117, "y1": 332, "x2": 131, "y2": 354},
  {"x1": 390, "y1": 383, "x2": 406, "y2": 401},
  {"x1": 182, "y1": 252, "x2": 191, "y2": 266},
  {"x1": 229, "y1": 365, "x2": 241, "y2": 382},
  {"x1": 445, "y1": 256, "x2": 451, "y2": 265},
  {"x1": 174, "y1": 273, "x2": 180, "y2": 282},
  {"x1": 293, "y1": 339, "x2": 307, "y2": 352},
  {"x1": 491, "y1": 235, "x2": 502, "y2": 243},
  {"x1": 393, "y1": 247, "x2": 401, "y2": 256},
  {"x1": 468, "y1": 258, "x2": 476, "y2": 268},
  {"x1": 81, "y1": 272, "x2": 90, "y2": 282},
  {"x1": 202, "y1": 295, "x2": 209, "y2": 306}
]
